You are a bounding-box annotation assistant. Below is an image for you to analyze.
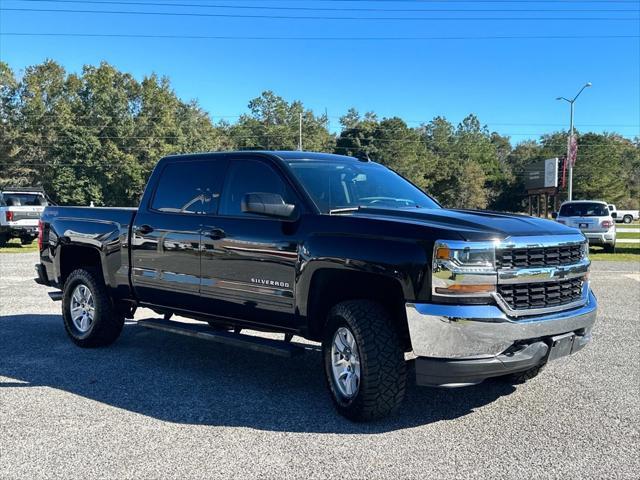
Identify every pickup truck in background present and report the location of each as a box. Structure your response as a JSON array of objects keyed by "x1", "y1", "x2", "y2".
[
  {"x1": 0, "y1": 187, "x2": 48, "y2": 247},
  {"x1": 607, "y1": 204, "x2": 639, "y2": 224},
  {"x1": 35, "y1": 151, "x2": 598, "y2": 421}
]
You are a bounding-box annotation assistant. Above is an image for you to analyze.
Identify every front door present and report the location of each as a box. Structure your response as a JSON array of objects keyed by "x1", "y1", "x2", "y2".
[
  {"x1": 200, "y1": 157, "x2": 301, "y2": 328},
  {"x1": 131, "y1": 158, "x2": 228, "y2": 312}
]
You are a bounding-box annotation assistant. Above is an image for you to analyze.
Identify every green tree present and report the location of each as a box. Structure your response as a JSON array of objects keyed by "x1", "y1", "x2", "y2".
[{"x1": 230, "y1": 91, "x2": 334, "y2": 152}]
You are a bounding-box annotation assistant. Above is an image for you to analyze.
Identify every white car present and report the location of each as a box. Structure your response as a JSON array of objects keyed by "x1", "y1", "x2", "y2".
[
  {"x1": 0, "y1": 187, "x2": 48, "y2": 247},
  {"x1": 554, "y1": 200, "x2": 616, "y2": 252}
]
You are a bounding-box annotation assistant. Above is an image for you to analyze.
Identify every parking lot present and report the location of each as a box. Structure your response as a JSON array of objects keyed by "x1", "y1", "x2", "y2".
[{"x1": 1, "y1": 252, "x2": 638, "y2": 479}]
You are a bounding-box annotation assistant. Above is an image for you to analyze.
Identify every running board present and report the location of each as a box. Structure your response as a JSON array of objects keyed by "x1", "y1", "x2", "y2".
[
  {"x1": 137, "y1": 318, "x2": 305, "y2": 358},
  {"x1": 48, "y1": 291, "x2": 63, "y2": 301}
]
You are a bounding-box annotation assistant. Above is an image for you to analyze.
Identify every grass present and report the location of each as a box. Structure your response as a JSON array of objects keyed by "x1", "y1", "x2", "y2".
[
  {"x1": 0, "y1": 238, "x2": 39, "y2": 253},
  {"x1": 589, "y1": 245, "x2": 640, "y2": 262},
  {"x1": 618, "y1": 231, "x2": 640, "y2": 240}
]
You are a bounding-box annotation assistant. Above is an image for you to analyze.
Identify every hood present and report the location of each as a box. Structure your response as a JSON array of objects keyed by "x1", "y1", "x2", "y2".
[{"x1": 349, "y1": 207, "x2": 578, "y2": 241}]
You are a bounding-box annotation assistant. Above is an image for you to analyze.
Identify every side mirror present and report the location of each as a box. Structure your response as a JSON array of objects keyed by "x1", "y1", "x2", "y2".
[
  {"x1": 611, "y1": 212, "x2": 617, "y2": 219},
  {"x1": 551, "y1": 212, "x2": 558, "y2": 219},
  {"x1": 241, "y1": 193, "x2": 296, "y2": 219}
]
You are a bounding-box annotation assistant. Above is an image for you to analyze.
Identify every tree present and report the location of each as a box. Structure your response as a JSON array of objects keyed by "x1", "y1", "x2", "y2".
[{"x1": 230, "y1": 91, "x2": 334, "y2": 152}]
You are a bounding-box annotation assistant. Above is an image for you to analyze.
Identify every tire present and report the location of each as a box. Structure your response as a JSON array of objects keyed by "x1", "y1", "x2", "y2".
[
  {"x1": 501, "y1": 365, "x2": 544, "y2": 385},
  {"x1": 0, "y1": 233, "x2": 8, "y2": 247},
  {"x1": 62, "y1": 268, "x2": 124, "y2": 348},
  {"x1": 623, "y1": 215, "x2": 633, "y2": 224},
  {"x1": 20, "y1": 237, "x2": 34, "y2": 245},
  {"x1": 604, "y1": 243, "x2": 616, "y2": 253},
  {"x1": 323, "y1": 300, "x2": 407, "y2": 421}
]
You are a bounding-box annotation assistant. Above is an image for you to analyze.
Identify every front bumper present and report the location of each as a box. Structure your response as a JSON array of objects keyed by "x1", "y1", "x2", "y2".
[{"x1": 407, "y1": 290, "x2": 597, "y2": 387}]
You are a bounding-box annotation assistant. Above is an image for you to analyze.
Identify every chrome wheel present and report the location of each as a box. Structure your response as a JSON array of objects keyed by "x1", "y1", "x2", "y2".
[
  {"x1": 331, "y1": 327, "x2": 361, "y2": 399},
  {"x1": 70, "y1": 284, "x2": 95, "y2": 333}
]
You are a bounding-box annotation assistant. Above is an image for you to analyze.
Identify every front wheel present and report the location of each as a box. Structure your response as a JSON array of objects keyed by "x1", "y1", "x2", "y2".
[
  {"x1": 604, "y1": 243, "x2": 616, "y2": 253},
  {"x1": 323, "y1": 300, "x2": 407, "y2": 421},
  {"x1": 62, "y1": 268, "x2": 124, "y2": 347}
]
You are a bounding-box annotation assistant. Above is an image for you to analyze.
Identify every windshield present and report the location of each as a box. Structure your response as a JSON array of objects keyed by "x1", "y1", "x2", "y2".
[
  {"x1": 2, "y1": 193, "x2": 47, "y2": 207},
  {"x1": 559, "y1": 202, "x2": 608, "y2": 217},
  {"x1": 287, "y1": 160, "x2": 440, "y2": 213}
]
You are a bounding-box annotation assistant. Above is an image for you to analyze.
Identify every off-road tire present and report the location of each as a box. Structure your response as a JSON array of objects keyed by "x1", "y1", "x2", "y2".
[
  {"x1": 502, "y1": 364, "x2": 544, "y2": 384},
  {"x1": 62, "y1": 268, "x2": 124, "y2": 348},
  {"x1": 323, "y1": 300, "x2": 407, "y2": 421}
]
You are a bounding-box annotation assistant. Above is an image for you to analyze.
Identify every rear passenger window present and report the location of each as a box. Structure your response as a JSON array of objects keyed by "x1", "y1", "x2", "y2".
[
  {"x1": 219, "y1": 159, "x2": 293, "y2": 216},
  {"x1": 152, "y1": 160, "x2": 227, "y2": 214}
]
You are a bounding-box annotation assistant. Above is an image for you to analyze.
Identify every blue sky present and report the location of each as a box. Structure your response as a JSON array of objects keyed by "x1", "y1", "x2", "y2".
[{"x1": 1, "y1": 0, "x2": 639, "y2": 143}]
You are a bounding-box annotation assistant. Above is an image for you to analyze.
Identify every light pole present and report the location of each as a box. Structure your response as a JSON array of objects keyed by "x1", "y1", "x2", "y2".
[{"x1": 556, "y1": 82, "x2": 592, "y2": 201}]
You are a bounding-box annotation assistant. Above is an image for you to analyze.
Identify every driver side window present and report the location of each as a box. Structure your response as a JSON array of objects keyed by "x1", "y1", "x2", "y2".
[{"x1": 219, "y1": 159, "x2": 294, "y2": 217}]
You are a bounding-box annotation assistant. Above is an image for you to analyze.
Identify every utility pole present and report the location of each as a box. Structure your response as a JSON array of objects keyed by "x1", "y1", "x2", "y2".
[
  {"x1": 556, "y1": 82, "x2": 592, "y2": 201},
  {"x1": 298, "y1": 112, "x2": 303, "y2": 151}
]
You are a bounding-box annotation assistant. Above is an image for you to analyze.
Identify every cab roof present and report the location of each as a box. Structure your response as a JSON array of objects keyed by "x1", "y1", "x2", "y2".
[
  {"x1": 561, "y1": 200, "x2": 608, "y2": 205},
  {"x1": 163, "y1": 150, "x2": 362, "y2": 163}
]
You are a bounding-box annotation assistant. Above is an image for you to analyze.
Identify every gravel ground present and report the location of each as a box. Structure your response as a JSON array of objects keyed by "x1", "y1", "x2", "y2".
[{"x1": 1, "y1": 253, "x2": 638, "y2": 479}]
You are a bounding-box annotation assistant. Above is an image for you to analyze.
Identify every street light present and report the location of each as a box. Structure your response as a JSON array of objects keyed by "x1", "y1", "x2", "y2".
[{"x1": 556, "y1": 82, "x2": 592, "y2": 201}]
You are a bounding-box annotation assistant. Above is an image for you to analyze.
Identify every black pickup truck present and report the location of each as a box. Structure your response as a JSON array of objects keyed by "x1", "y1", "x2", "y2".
[{"x1": 36, "y1": 151, "x2": 597, "y2": 420}]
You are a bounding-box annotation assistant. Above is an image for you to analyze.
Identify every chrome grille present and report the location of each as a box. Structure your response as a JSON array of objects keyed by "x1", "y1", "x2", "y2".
[
  {"x1": 496, "y1": 244, "x2": 583, "y2": 269},
  {"x1": 498, "y1": 278, "x2": 584, "y2": 311}
]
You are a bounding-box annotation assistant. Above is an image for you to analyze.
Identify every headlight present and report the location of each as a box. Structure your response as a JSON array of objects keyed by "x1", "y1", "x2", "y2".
[
  {"x1": 581, "y1": 240, "x2": 589, "y2": 259},
  {"x1": 432, "y1": 240, "x2": 497, "y2": 298}
]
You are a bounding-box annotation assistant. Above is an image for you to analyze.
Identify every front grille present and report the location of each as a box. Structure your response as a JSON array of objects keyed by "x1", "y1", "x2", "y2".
[
  {"x1": 496, "y1": 244, "x2": 583, "y2": 269},
  {"x1": 498, "y1": 278, "x2": 584, "y2": 311}
]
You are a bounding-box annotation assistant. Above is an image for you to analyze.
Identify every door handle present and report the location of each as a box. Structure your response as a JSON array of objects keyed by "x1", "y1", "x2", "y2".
[
  {"x1": 203, "y1": 228, "x2": 226, "y2": 240},
  {"x1": 135, "y1": 224, "x2": 154, "y2": 235}
]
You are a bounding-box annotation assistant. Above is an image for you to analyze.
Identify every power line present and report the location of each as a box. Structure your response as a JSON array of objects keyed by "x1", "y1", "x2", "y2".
[
  {"x1": 3, "y1": 6, "x2": 638, "y2": 20},
  {"x1": 11, "y1": 113, "x2": 640, "y2": 129},
  {"x1": 3, "y1": 32, "x2": 638, "y2": 41},
  {"x1": 14, "y1": 0, "x2": 640, "y2": 13}
]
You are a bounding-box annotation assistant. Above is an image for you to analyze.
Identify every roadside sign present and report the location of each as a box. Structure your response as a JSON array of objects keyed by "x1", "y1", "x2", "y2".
[{"x1": 524, "y1": 158, "x2": 559, "y2": 190}]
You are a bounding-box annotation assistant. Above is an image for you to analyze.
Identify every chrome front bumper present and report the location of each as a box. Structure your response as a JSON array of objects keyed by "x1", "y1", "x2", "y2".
[{"x1": 406, "y1": 290, "x2": 597, "y2": 359}]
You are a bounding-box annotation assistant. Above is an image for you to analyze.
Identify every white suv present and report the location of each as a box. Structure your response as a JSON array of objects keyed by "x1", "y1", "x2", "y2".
[
  {"x1": 554, "y1": 200, "x2": 616, "y2": 252},
  {"x1": 0, "y1": 188, "x2": 48, "y2": 247}
]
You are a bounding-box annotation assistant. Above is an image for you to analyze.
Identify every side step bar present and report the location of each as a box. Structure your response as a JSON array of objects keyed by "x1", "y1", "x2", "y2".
[
  {"x1": 137, "y1": 318, "x2": 305, "y2": 358},
  {"x1": 48, "y1": 291, "x2": 63, "y2": 301}
]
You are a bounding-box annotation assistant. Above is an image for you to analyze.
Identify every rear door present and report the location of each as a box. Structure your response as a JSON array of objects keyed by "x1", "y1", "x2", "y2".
[
  {"x1": 131, "y1": 158, "x2": 228, "y2": 312},
  {"x1": 200, "y1": 157, "x2": 301, "y2": 328}
]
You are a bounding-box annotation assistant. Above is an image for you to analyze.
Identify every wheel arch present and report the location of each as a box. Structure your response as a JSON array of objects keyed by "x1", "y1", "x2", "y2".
[
  {"x1": 303, "y1": 268, "x2": 412, "y2": 351},
  {"x1": 58, "y1": 244, "x2": 104, "y2": 286}
]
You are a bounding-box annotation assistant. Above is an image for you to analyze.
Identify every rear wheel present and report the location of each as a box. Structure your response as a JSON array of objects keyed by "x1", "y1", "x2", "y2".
[
  {"x1": 20, "y1": 237, "x2": 34, "y2": 245},
  {"x1": 623, "y1": 215, "x2": 633, "y2": 224},
  {"x1": 0, "y1": 233, "x2": 8, "y2": 247},
  {"x1": 323, "y1": 300, "x2": 406, "y2": 421},
  {"x1": 62, "y1": 268, "x2": 124, "y2": 347}
]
